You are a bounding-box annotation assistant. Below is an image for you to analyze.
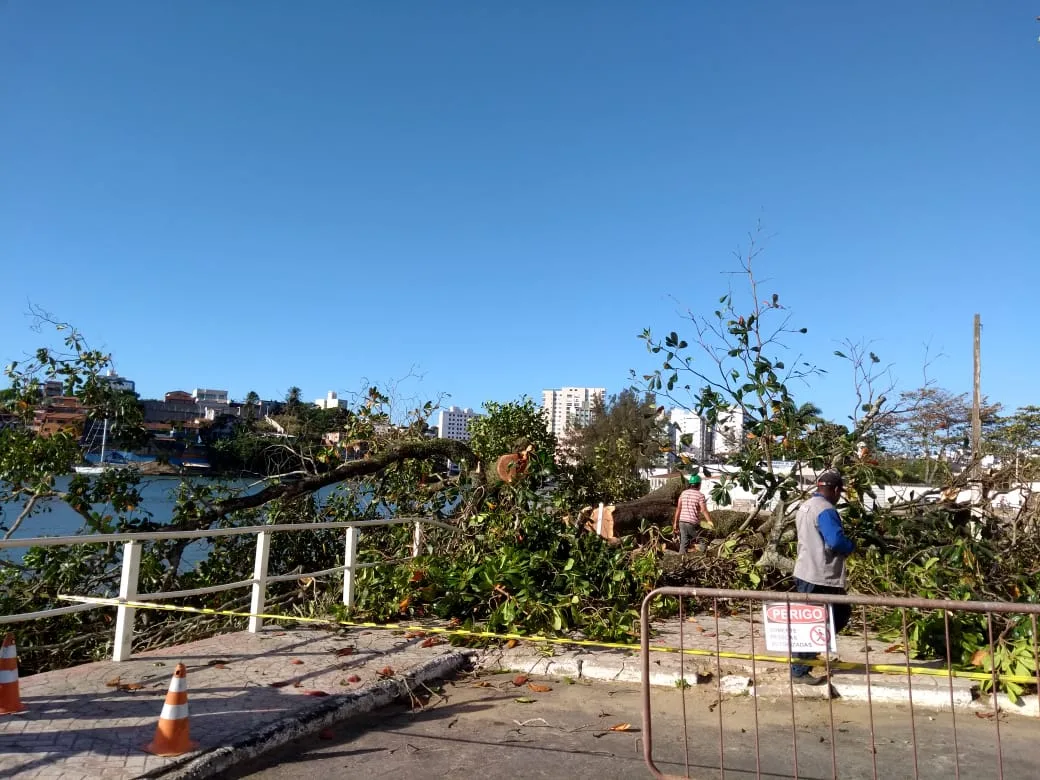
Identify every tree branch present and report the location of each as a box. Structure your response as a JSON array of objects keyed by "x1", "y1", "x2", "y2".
[{"x1": 197, "y1": 438, "x2": 476, "y2": 525}]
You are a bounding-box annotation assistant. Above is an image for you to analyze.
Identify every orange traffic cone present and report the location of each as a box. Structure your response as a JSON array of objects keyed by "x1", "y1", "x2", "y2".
[
  {"x1": 0, "y1": 633, "x2": 26, "y2": 715},
  {"x1": 144, "y1": 663, "x2": 199, "y2": 756}
]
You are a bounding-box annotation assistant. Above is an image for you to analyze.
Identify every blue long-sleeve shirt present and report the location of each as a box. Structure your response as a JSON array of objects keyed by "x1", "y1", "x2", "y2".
[{"x1": 815, "y1": 500, "x2": 855, "y2": 556}]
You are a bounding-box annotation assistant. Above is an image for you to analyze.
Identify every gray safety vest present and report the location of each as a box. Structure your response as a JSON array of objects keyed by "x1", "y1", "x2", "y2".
[{"x1": 792, "y1": 495, "x2": 847, "y2": 588}]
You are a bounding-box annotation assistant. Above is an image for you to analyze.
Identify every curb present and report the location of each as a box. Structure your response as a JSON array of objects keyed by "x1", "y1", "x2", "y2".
[
  {"x1": 485, "y1": 648, "x2": 1040, "y2": 719},
  {"x1": 142, "y1": 650, "x2": 474, "y2": 779}
]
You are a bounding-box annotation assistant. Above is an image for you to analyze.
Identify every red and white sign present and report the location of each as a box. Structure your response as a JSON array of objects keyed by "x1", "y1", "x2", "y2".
[{"x1": 762, "y1": 602, "x2": 837, "y2": 653}]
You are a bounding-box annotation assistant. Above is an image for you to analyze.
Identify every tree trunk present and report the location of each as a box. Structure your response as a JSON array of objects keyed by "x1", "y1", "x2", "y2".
[{"x1": 754, "y1": 500, "x2": 795, "y2": 573}]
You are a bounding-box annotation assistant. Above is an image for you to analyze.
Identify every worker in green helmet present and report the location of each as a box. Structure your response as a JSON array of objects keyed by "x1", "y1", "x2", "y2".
[{"x1": 673, "y1": 473, "x2": 713, "y2": 554}]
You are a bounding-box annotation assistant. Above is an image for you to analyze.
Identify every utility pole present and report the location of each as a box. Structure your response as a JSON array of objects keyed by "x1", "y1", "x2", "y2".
[
  {"x1": 971, "y1": 314, "x2": 982, "y2": 475},
  {"x1": 970, "y1": 314, "x2": 983, "y2": 522}
]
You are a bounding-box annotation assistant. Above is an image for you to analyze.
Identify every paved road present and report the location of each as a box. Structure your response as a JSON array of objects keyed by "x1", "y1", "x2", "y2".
[{"x1": 228, "y1": 671, "x2": 1039, "y2": 779}]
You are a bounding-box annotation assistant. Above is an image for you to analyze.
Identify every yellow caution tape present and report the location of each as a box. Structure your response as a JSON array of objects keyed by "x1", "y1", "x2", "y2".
[{"x1": 56, "y1": 594, "x2": 1035, "y2": 684}]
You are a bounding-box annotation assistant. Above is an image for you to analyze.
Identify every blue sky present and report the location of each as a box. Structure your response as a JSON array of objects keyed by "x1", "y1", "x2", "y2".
[{"x1": 1, "y1": 2, "x2": 1037, "y2": 424}]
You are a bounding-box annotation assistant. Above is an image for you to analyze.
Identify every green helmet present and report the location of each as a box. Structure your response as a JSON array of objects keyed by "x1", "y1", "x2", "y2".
[{"x1": 688, "y1": 474, "x2": 702, "y2": 486}]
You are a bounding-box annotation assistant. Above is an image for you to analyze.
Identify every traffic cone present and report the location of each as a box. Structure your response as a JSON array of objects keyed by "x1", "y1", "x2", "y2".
[
  {"x1": 144, "y1": 663, "x2": 199, "y2": 756},
  {"x1": 0, "y1": 633, "x2": 26, "y2": 715}
]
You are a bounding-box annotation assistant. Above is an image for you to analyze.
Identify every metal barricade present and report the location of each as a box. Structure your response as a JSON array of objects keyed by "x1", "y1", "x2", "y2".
[{"x1": 640, "y1": 587, "x2": 1040, "y2": 779}]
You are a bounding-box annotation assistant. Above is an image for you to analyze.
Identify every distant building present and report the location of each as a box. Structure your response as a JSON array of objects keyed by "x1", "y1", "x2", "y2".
[
  {"x1": 437, "y1": 406, "x2": 479, "y2": 442},
  {"x1": 712, "y1": 408, "x2": 745, "y2": 456},
  {"x1": 32, "y1": 397, "x2": 88, "y2": 437},
  {"x1": 42, "y1": 381, "x2": 64, "y2": 398},
  {"x1": 142, "y1": 393, "x2": 201, "y2": 424},
  {"x1": 315, "y1": 391, "x2": 349, "y2": 410},
  {"x1": 100, "y1": 370, "x2": 136, "y2": 395},
  {"x1": 541, "y1": 387, "x2": 605, "y2": 436},
  {"x1": 192, "y1": 388, "x2": 228, "y2": 406},
  {"x1": 669, "y1": 408, "x2": 711, "y2": 462}
]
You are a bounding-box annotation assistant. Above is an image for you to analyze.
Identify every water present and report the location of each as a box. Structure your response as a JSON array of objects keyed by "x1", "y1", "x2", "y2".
[
  {"x1": 0, "y1": 475, "x2": 360, "y2": 569},
  {"x1": 1, "y1": 476, "x2": 190, "y2": 539}
]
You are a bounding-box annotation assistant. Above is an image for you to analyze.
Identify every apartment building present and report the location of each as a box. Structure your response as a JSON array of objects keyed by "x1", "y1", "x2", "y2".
[
  {"x1": 436, "y1": 406, "x2": 479, "y2": 442},
  {"x1": 712, "y1": 408, "x2": 745, "y2": 456},
  {"x1": 541, "y1": 387, "x2": 605, "y2": 436},
  {"x1": 669, "y1": 408, "x2": 711, "y2": 462}
]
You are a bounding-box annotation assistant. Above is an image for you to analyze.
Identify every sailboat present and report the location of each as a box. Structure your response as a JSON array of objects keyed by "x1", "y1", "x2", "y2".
[{"x1": 74, "y1": 418, "x2": 128, "y2": 476}]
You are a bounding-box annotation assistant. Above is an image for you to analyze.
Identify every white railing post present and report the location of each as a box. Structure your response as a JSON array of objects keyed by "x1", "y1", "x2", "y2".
[
  {"x1": 412, "y1": 519, "x2": 423, "y2": 558},
  {"x1": 249, "y1": 530, "x2": 271, "y2": 633},
  {"x1": 343, "y1": 526, "x2": 358, "y2": 608},
  {"x1": 112, "y1": 540, "x2": 141, "y2": 661}
]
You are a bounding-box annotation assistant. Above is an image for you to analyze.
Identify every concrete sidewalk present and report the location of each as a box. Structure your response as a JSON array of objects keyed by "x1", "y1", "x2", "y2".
[
  {"x1": 0, "y1": 626, "x2": 471, "y2": 780},
  {"x1": 2, "y1": 613, "x2": 1036, "y2": 779}
]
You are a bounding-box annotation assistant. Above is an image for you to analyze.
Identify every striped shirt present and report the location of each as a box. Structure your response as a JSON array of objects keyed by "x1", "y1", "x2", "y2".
[{"x1": 677, "y1": 488, "x2": 707, "y2": 525}]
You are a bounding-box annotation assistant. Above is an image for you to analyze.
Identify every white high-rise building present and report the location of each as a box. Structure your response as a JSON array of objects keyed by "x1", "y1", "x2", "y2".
[
  {"x1": 437, "y1": 406, "x2": 479, "y2": 442},
  {"x1": 541, "y1": 387, "x2": 605, "y2": 436},
  {"x1": 669, "y1": 408, "x2": 710, "y2": 462},
  {"x1": 315, "y1": 391, "x2": 348, "y2": 410},
  {"x1": 712, "y1": 408, "x2": 745, "y2": 456}
]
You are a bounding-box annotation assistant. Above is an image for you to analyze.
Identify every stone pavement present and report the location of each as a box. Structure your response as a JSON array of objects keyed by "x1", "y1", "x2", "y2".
[
  {"x1": 2, "y1": 612, "x2": 1037, "y2": 779},
  {"x1": 0, "y1": 626, "x2": 470, "y2": 779}
]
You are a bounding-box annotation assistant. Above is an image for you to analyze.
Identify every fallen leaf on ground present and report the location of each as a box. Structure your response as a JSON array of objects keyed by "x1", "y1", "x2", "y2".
[
  {"x1": 505, "y1": 639, "x2": 518, "y2": 649},
  {"x1": 334, "y1": 647, "x2": 355, "y2": 657},
  {"x1": 121, "y1": 683, "x2": 144, "y2": 692},
  {"x1": 377, "y1": 666, "x2": 394, "y2": 678},
  {"x1": 512, "y1": 675, "x2": 529, "y2": 687},
  {"x1": 975, "y1": 711, "x2": 995, "y2": 719},
  {"x1": 105, "y1": 677, "x2": 121, "y2": 687},
  {"x1": 514, "y1": 697, "x2": 536, "y2": 704},
  {"x1": 420, "y1": 637, "x2": 443, "y2": 648},
  {"x1": 346, "y1": 674, "x2": 361, "y2": 683},
  {"x1": 302, "y1": 690, "x2": 329, "y2": 697},
  {"x1": 211, "y1": 663, "x2": 227, "y2": 669},
  {"x1": 609, "y1": 723, "x2": 632, "y2": 732},
  {"x1": 318, "y1": 728, "x2": 335, "y2": 740},
  {"x1": 472, "y1": 681, "x2": 493, "y2": 688},
  {"x1": 527, "y1": 683, "x2": 552, "y2": 693},
  {"x1": 290, "y1": 659, "x2": 304, "y2": 665},
  {"x1": 883, "y1": 644, "x2": 904, "y2": 654}
]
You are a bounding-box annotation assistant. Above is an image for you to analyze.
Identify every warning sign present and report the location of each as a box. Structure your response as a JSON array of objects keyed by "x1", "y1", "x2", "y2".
[{"x1": 762, "y1": 602, "x2": 838, "y2": 653}]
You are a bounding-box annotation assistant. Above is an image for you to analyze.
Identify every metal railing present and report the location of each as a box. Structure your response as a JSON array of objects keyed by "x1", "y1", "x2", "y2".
[
  {"x1": 640, "y1": 586, "x2": 1040, "y2": 780},
  {"x1": 0, "y1": 516, "x2": 455, "y2": 661}
]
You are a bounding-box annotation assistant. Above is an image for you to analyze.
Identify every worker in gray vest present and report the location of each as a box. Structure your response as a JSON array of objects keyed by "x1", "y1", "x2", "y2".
[{"x1": 791, "y1": 468, "x2": 855, "y2": 684}]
